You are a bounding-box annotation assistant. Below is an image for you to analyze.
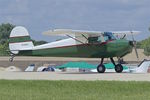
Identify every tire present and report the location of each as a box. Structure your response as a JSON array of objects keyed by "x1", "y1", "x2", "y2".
[
  {"x1": 115, "y1": 64, "x2": 123, "y2": 73},
  {"x1": 42, "y1": 68, "x2": 46, "y2": 72},
  {"x1": 97, "y1": 64, "x2": 106, "y2": 73},
  {"x1": 9, "y1": 58, "x2": 13, "y2": 62}
]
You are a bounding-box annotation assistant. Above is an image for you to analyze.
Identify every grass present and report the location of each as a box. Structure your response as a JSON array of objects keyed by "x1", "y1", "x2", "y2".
[{"x1": 0, "y1": 80, "x2": 150, "y2": 100}]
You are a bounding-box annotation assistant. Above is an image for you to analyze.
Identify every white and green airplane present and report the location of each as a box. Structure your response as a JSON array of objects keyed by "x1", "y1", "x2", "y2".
[{"x1": 9, "y1": 26, "x2": 139, "y2": 73}]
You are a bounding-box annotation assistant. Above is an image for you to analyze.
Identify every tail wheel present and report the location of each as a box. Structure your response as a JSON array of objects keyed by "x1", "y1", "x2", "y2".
[
  {"x1": 9, "y1": 58, "x2": 13, "y2": 62},
  {"x1": 97, "y1": 64, "x2": 106, "y2": 73},
  {"x1": 115, "y1": 64, "x2": 123, "y2": 73}
]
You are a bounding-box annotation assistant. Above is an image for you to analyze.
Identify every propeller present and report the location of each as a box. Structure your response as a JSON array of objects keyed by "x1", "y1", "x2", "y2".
[{"x1": 130, "y1": 31, "x2": 139, "y2": 60}]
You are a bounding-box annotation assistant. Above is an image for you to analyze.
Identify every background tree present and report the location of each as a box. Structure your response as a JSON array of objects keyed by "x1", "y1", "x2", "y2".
[
  {"x1": 144, "y1": 45, "x2": 150, "y2": 56},
  {"x1": 0, "y1": 23, "x2": 15, "y2": 55},
  {"x1": 0, "y1": 23, "x2": 15, "y2": 45},
  {"x1": 138, "y1": 37, "x2": 150, "y2": 56}
]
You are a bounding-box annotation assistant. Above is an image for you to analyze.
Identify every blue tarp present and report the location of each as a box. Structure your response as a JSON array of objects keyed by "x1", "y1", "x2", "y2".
[{"x1": 56, "y1": 62, "x2": 128, "y2": 69}]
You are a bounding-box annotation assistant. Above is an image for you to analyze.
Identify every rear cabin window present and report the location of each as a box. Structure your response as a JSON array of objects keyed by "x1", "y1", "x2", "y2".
[{"x1": 88, "y1": 36, "x2": 101, "y2": 43}]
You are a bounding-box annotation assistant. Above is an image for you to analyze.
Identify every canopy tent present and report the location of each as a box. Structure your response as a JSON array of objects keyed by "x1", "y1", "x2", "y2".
[{"x1": 56, "y1": 62, "x2": 128, "y2": 69}]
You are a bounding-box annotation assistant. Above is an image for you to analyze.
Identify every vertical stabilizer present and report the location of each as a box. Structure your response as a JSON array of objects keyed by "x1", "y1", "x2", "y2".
[
  {"x1": 130, "y1": 60, "x2": 150, "y2": 73},
  {"x1": 9, "y1": 26, "x2": 34, "y2": 54}
]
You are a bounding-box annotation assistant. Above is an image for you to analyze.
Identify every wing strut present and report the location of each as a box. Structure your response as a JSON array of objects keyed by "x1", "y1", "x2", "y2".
[
  {"x1": 81, "y1": 34, "x2": 88, "y2": 40},
  {"x1": 66, "y1": 35, "x2": 85, "y2": 44},
  {"x1": 81, "y1": 34, "x2": 89, "y2": 43}
]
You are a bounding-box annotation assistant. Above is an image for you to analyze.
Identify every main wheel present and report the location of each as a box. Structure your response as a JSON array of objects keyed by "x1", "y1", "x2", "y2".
[
  {"x1": 115, "y1": 64, "x2": 123, "y2": 73},
  {"x1": 97, "y1": 64, "x2": 106, "y2": 73}
]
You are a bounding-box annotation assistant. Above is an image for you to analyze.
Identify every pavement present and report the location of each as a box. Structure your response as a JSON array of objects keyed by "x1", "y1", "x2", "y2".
[
  {"x1": 0, "y1": 72, "x2": 150, "y2": 81},
  {"x1": 0, "y1": 49, "x2": 149, "y2": 81}
]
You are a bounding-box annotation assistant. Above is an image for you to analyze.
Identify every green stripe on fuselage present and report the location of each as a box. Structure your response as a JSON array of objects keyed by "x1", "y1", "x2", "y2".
[
  {"x1": 18, "y1": 39, "x2": 132, "y2": 58},
  {"x1": 9, "y1": 36, "x2": 31, "y2": 43}
]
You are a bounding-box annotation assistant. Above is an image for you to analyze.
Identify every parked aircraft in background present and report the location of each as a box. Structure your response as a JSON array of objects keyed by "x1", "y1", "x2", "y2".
[{"x1": 8, "y1": 26, "x2": 140, "y2": 73}]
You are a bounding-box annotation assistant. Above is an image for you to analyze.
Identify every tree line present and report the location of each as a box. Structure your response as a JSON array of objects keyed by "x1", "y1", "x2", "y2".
[{"x1": 137, "y1": 38, "x2": 150, "y2": 56}]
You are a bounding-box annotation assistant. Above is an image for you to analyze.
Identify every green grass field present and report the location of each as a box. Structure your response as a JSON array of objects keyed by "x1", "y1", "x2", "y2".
[{"x1": 0, "y1": 80, "x2": 150, "y2": 100}]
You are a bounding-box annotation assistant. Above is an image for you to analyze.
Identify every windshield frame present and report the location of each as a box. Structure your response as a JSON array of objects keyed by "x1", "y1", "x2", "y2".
[{"x1": 103, "y1": 32, "x2": 116, "y2": 41}]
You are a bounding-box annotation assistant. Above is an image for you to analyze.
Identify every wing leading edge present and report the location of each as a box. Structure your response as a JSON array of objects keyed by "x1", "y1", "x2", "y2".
[
  {"x1": 43, "y1": 29, "x2": 103, "y2": 36},
  {"x1": 43, "y1": 29, "x2": 140, "y2": 36}
]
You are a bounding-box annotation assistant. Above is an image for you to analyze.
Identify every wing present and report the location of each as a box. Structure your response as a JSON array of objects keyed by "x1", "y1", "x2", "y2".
[
  {"x1": 43, "y1": 29, "x2": 104, "y2": 44},
  {"x1": 43, "y1": 29, "x2": 103, "y2": 36},
  {"x1": 43, "y1": 29, "x2": 140, "y2": 36},
  {"x1": 112, "y1": 31, "x2": 140, "y2": 36}
]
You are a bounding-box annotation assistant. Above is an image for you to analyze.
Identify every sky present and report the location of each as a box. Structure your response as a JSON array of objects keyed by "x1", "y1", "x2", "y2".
[{"x1": 0, "y1": 0, "x2": 150, "y2": 42}]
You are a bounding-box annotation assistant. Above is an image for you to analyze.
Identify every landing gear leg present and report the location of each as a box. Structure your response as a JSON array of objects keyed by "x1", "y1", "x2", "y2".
[
  {"x1": 9, "y1": 54, "x2": 15, "y2": 62},
  {"x1": 110, "y1": 58, "x2": 123, "y2": 73},
  {"x1": 118, "y1": 57, "x2": 125, "y2": 64},
  {"x1": 97, "y1": 58, "x2": 106, "y2": 73}
]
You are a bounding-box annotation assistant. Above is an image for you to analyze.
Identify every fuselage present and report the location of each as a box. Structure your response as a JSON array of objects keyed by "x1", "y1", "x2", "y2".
[{"x1": 18, "y1": 38, "x2": 133, "y2": 58}]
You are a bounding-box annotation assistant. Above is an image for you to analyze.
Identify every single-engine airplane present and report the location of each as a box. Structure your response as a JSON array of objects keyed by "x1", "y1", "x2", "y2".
[{"x1": 8, "y1": 26, "x2": 140, "y2": 73}]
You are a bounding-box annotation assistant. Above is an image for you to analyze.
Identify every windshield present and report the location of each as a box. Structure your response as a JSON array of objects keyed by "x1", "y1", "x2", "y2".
[
  {"x1": 88, "y1": 32, "x2": 116, "y2": 43},
  {"x1": 103, "y1": 32, "x2": 116, "y2": 41}
]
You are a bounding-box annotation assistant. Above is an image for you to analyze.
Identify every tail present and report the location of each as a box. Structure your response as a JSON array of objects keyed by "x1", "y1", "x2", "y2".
[
  {"x1": 130, "y1": 60, "x2": 150, "y2": 73},
  {"x1": 25, "y1": 64, "x2": 35, "y2": 72},
  {"x1": 136, "y1": 60, "x2": 150, "y2": 73},
  {"x1": 9, "y1": 26, "x2": 34, "y2": 54}
]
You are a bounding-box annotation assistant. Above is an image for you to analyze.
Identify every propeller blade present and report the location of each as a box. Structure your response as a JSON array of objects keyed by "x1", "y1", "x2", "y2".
[
  {"x1": 133, "y1": 42, "x2": 139, "y2": 59},
  {"x1": 131, "y1": 30, "x2": 139, "y2": 60}
]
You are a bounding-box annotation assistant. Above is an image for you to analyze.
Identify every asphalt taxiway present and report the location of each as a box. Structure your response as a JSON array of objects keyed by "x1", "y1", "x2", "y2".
[{"x1": 0, "y1": 72, "x2": 150, "y2": 81}]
